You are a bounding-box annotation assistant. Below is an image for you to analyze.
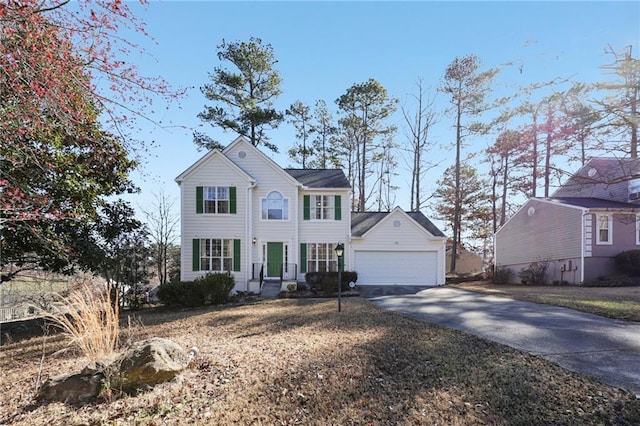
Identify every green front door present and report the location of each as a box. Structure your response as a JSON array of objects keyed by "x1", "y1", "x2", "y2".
[{"x1": 267, "y1": 242, "x2": 283, "y2": 277}]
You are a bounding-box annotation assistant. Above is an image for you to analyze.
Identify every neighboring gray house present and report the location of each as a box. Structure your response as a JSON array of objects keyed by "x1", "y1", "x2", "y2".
[
  {"x1": 495, "y1": 158, "x2": 640, "y2": 284},
  {"x1": 175, "y1": 136, "x2": 447, "y2": 293}
]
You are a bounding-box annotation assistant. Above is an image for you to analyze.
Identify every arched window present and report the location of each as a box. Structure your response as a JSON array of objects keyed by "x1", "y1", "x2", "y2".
[{"x1": 262, "y1": 191, "x2": 288, "y2": 220}]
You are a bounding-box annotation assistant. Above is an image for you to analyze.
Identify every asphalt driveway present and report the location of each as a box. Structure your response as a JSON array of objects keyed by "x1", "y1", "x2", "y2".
[{"x1": 368, "y1": 286, "x2": 640, "y2": 397}]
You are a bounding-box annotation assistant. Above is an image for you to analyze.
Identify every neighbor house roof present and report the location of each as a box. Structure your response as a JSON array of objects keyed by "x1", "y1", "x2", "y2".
[
  {"x1": 285, "y1": 169, "x2": 350, "y2": 189},
  {"x1": 351, "y1": 210, "x2": 445, "y2": 237},
  {"x1": 553, "y1": 157, "x2": 640, "y2": 201},
  {"x1": 538, "y1": 197, "x2": 640, "y2": 210}
]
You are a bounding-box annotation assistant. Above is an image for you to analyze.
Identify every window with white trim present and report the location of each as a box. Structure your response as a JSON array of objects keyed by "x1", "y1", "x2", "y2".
[
  {"x1": 312, "y1": 195, "x2": 334, "y2": 220},
  {"x1": 204, "y1": 186, "x2": 229, "y2": 214},
  {"x1": 261, "y1": 191, "x2": 289, "y2": 220},
  {"x1": 200, "y1": 238, "x2": 233, "y2": 271},
  {"x1": 596, "y1": 214, "x2": 613, "y2": 245},
  {"x1": 307, "y1": 243, "x2": 337, "y2": 272}
]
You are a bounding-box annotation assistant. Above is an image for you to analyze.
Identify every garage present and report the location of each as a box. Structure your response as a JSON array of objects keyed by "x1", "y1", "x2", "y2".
[
  {"x1": 350, "y1": 208, "x2": 446, "y2": 287},
  {"x1": 355, "y1": 250, "x2": 438, "y2": 286}
]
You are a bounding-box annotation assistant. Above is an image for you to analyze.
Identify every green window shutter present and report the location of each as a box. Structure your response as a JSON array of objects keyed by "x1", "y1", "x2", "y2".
[
  {"x1": 233, "y1": 239, "x2": 241, "y2": 272},
  {"x1": 192, "y1": 239, "x2": 200, "y2": 271},
  {"x1": 196, "y1": 186, "x2": 203, "y2": 214},
  {"x1": 300, "y1": 243, "x2": 307, "y2": 274},
  {"x1": 303, "y1": 195, "x2": 310, "y2": 220},
  {"x1": 334, "y1": 195, "x2": 342, "y2": 220},
  {"x1": 229, "y1": 186, "x2": 237, "y2": 214}
]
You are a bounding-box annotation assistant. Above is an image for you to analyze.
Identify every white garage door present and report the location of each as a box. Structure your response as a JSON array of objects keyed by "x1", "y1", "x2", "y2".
[{"x1": 354, "y1": 251, "x2": 437, "y2": 286}]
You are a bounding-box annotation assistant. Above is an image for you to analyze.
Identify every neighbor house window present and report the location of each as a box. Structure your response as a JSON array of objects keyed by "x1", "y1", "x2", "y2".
[
  {"x1": 596, "y1": 214, "x2": 613, "y2": 245},
  {"x1": 196, "y1": 186, "x2": 236, "y2": 214},
  {"x1": 261, "y1": 191, "x2": 289, "y2": 220},
  {"x1": 306, "y1": 243, "x2": 337, "y2": 272},
  {"x1": 192, "y1": 238, "x2": 240, "y2": 272}
]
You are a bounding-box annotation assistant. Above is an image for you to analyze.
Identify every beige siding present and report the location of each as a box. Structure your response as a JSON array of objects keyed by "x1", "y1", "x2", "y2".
[
  {"x1": 496, "y1": 199, "x2": 584, "y2": 267},
  {"x1": 180, "y1": 154, "x2": 251, "y2": 285}
]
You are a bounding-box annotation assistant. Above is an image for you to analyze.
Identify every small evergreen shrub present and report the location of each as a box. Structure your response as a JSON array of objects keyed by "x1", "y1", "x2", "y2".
[
  {"x1": 157, "y1": 273, "x2": 235, "y2": 307},
  {"x1": 615, "y1": 249, "x2": 640, "y2": 276},
  {"x1": 493, "y1": 267, "x2": 513, "y2": 284},
  {"x1": 517, "y1": 260, "x2": 549, "y2": 285},
  {"x1": 305, "y1": 271, "x2": 358, "y2": 294}
]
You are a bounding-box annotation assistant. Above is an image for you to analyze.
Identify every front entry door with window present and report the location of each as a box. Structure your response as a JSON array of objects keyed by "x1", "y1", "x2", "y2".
[{"x1": 266, "y1": 242, "x2": 283, "y2": 278}]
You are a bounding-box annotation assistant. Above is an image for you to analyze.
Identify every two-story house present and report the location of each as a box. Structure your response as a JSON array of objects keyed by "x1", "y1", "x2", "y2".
[
  {"x1": 495, "y1": 157, "x2": 640, "y2": 284},
  {"x1": 175, "y1": 136, "x2": 447, "y2": 293}
]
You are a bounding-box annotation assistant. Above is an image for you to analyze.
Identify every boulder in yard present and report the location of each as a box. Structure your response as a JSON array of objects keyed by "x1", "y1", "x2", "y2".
[
  {"x1": 110, "y1": 337, "x2": 192, "y2": 393},
  {"x1": 36, "y1": 371, "x2": 104, "y2": 404}
]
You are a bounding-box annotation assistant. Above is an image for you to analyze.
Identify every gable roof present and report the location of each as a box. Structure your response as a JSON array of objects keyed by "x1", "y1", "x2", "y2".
[
  {"x1": 351, "y1": 209, "x2": 445, "y2": 238},
  {"x1": 538, "y1": 197, "x2": 640, "y2": 210},
  {"x1": 174, "y1": 148, "x2": 255, "y2": 184},
  {"x1": 223, "y1": 136, "x2": 302, "y2": 187},
  {"x1": 285, "y1": 169, "x2": 350, "y2": 189},
  {"x1": 553, "y1": 157, "x2": 640, "y2": 202}
]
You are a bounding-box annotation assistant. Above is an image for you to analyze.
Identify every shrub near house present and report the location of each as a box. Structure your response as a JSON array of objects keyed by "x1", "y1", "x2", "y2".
[{"x1": 157, "y1": 273, "x2": 235, "y2": 307}]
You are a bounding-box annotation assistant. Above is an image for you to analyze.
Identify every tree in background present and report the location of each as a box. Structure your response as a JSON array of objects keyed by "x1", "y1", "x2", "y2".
[
  {"x1": 0, "y1": 0, "x2": 172, "y2": 282},
  {"x1": 401, "y1": 78, "x2": 439, "y2": 212},
  {"x1": 336, "y1": 79, "x2": 398, "y2": 212},
  {"x1": 594, "y1": 45, "x2": 640, "y2": 158},
  {"x1": 486, "y1": 130, "x2": 528, "y2": 233},
  {"x1": 310, "y1": 100, "x2": 339, "y2": 169},
  {"x1": 286, "y1": 100, "x2": 314, "y2": 168},
  {"x1": 563, "y1": 83, "x2": 602, "y2": 166},
  {"x1": 196, "y1": 37, "x2": 283, "y2": 152},
  {"x1": 439, "y1": 55, "x2": 500, "y2": 271},
  {"x1": 141, "y1": 191, "x2": 179, "y2": 286},
  {"x1": 432, "y1": 164, "x2": 491, "y2": 259}
]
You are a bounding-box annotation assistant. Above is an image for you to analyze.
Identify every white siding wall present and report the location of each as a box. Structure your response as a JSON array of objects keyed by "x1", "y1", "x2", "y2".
[
  {"x1": 179, "y1": 154, "x2": 251, "y2": 288},
  {"x1": 496, "y1": 199, "x2": 584, "y2": 268},
  {"x1": 298, "y1": 190, "x2": 352, "y2": 280},
  {"x1": 225, "y1": 140, "x2": 301, "y2": 276},
  {"x1": 349, "y1": 210, "x2": 446, "y2": 285}
]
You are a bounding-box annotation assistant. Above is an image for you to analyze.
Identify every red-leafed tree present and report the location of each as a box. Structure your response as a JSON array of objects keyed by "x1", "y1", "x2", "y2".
[{"x1": 0, "y1": 0, "x2": 176, "y2": 281}]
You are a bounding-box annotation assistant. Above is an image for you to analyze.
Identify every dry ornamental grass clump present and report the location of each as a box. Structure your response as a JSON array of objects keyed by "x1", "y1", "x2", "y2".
[{"x1": 37, "y1": 284, "x2": 120, "y2": 362}]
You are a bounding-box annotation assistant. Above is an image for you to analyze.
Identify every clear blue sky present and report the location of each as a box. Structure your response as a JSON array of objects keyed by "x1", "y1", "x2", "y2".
[{"x1": 120, "y1": 1, "x2": 640, "y2": 230}]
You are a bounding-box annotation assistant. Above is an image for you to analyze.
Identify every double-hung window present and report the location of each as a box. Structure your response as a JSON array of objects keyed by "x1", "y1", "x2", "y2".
[
  {"x1": 192, "y1": 238, "x2": 240, "y2": 272},
  {"x1": 313, "y1": 195, "x2": 333, "y2": 220},
  {"x1": 596, "y1": 214, "x2": 613, "y2": 245},
  {"x1": 196, "y1": 186, "x2": 236, "y2": 214},
  {"x1": 306, "y1": 243, "x2": 337, "y2": 272},
  {"x1": 204, "y1": 186, "x2": 229, "y2": 214},
  {"x1": 303, "y1": 195, "x2": 341, "y2": 221},
  {"x1": 261, "y1": 191, "x2": 288, "y2": 220}
]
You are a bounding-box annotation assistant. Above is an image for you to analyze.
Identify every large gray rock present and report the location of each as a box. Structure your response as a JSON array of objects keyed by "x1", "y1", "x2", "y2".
[
  {"x1": 36, "y1": 371, "x2": 104, "y2": 404},
  {"x1": 36, "y1": 338, "x2": 196, "y2": 404},
  {"x1": 110, "y1": 337, "x2": 192, "y2": 393}
]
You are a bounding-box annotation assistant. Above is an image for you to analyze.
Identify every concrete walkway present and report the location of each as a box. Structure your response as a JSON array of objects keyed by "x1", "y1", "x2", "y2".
[{"x1": 369, "y1": 286, "x2": 640, "y2": 396}]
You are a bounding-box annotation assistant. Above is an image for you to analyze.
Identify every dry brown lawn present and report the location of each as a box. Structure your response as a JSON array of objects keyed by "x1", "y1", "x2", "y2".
[
  {"x1": 454, "y1": 281, "x2": 640, "y2": 321},
  {"x1": 1, "y1": 298, "x2": 639, "y2": 425}
]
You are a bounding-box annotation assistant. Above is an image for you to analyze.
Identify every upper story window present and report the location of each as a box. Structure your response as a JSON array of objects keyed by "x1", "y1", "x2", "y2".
[
  {"x1": 205, "y1": 186, "x2": 229, "y2": 213},
  {"x1": 303, "y1": 194, "x2": 342, "y2": 221},
  {"x1": 312, "y1": 195, "x2": 333, "y2": 220},
  {"x1": 196, "y1": 186, "x2": 236, "y2": 215},
  {"x1": 596, "y1": 214, "x2": 613, "y2": 245},
  {"x1": 262, "y1": 191, "x2": 289, "y2": 220}
]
